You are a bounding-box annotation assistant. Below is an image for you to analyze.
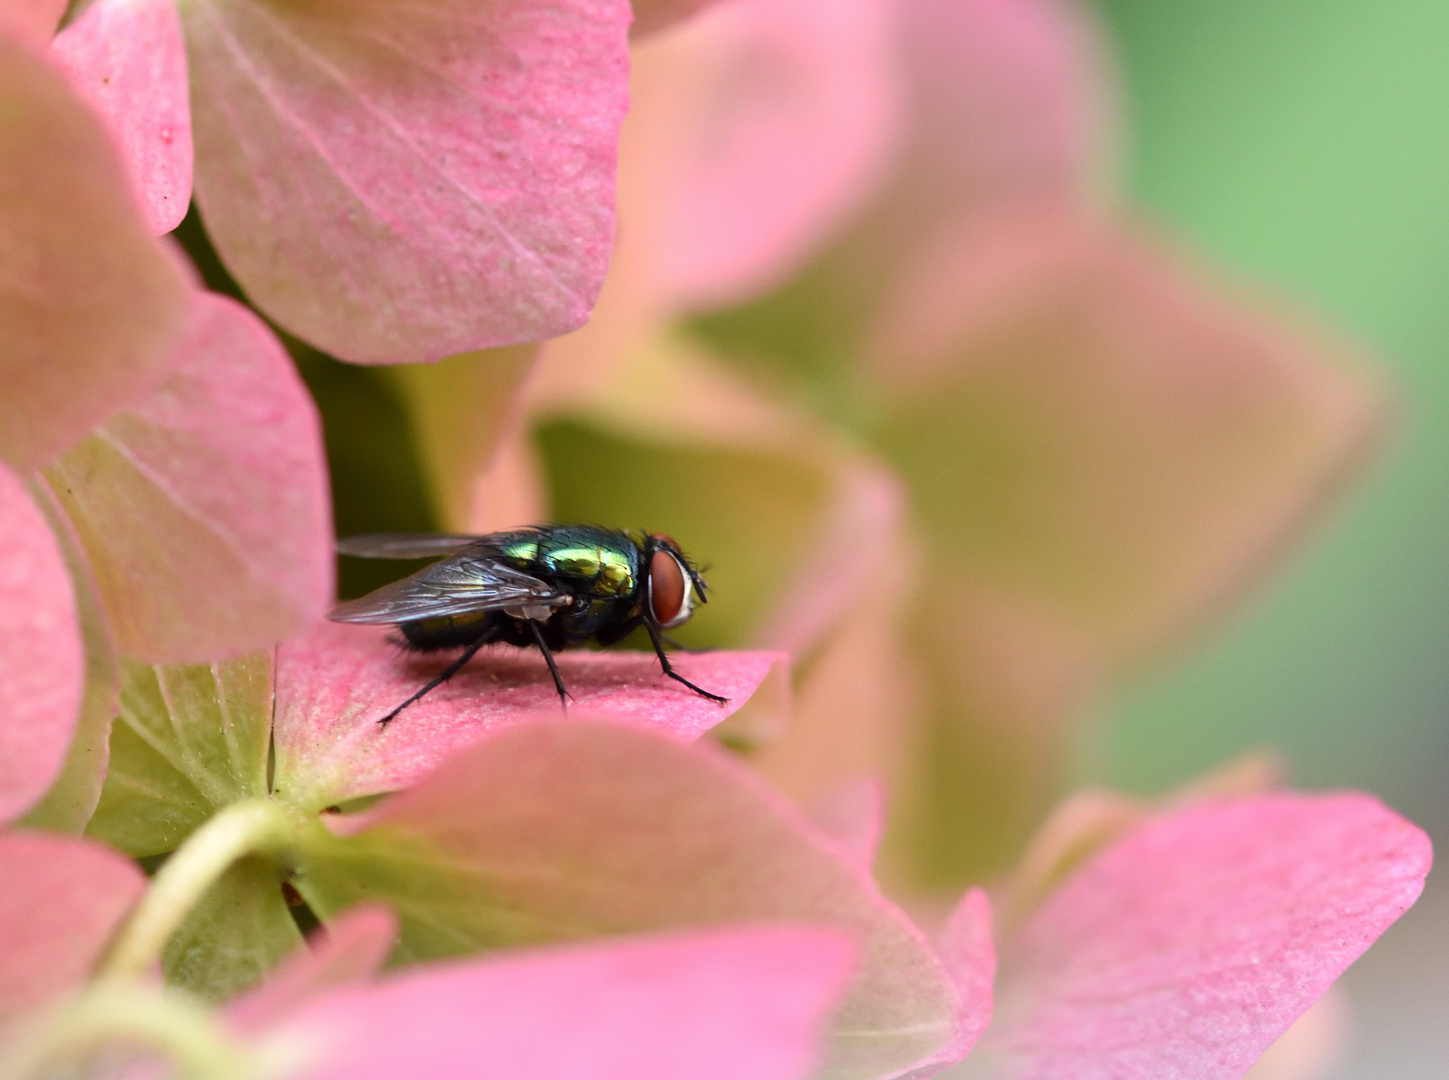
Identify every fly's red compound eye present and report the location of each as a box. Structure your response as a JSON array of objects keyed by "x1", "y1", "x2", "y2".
[{"x1": 649, "y1": 549, "x2": 693, "y2": 627}]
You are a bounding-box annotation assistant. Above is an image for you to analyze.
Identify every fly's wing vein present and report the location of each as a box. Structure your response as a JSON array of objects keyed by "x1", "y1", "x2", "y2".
[{"x1": 328, "y1": 555, "x2": 568, "y2": 624}]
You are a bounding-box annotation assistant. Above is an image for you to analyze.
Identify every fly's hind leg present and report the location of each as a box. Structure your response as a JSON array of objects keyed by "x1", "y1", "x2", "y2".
[
  {"x1": 526, "y1": 619, "x2": 571, "y2": 709},
  {"x1": 644, "y1": 621, "x2": 728, "y2": 704},
  {"x1": 377, "y1": 635, "x2": 488, "y2": 727}
]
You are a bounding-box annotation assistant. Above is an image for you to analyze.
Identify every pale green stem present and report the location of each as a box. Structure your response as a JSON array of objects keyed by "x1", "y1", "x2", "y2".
[
  {"x1": 0, "y1": 983, "x2": 303, "y2": 1080},
  {"x1": 99, "y1": 798, "x2": 298, "y2": 981}
]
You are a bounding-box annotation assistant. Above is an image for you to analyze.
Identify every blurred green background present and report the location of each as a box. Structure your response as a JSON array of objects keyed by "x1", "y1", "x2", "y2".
[{"x1": 1087, "y1": 2, "x2": 1448, "y2": 1075}]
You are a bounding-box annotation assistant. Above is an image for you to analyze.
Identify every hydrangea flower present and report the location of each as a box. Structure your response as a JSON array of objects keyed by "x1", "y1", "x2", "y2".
[{"x1": 43, "y1": 0, "x2": 645, "y2": 363}]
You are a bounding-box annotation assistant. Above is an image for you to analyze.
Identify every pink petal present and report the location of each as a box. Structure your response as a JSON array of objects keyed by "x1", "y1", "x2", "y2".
[
  {"x1": 624, "y1": 0, "x2": 901, "y2": 309},
  {"x1": 275, "y1": 927, "x2": 855, "y2": 1080},
  {"x1": 806, "y1": 776, "x2": 885, "y2": 871},
  {"x1": 0, "y1": 831, "x2": 146, "y2": 1023},
  {"x1": 867, "y1": 215, "x2": 1384, "y2": 885},
  {"x1": 0, "y1": 465, "x2": 82, "y2": 825},
  {"x1": 383, "y1": 345, "x2": 540, "y2": 530},
  {"x1": 751, "y1": 471, "x2": 915, "y2": 809},
  {"x1": 272, "y1": 621, "x2": 787, "y2": 809},
  {"x1": 299, "y1": 721, "x2": 973, "y2": 1079},
  {"x1": 753, "y1": 459, "x2": 906, "y2": 656},
  {"x1": 886, "y1": 0, "x2": 1110, "y2": 219},
  {"x1": 868, "y1": 215, "x2": 1384, "y2": 660},
  {"x1": 0, "y1": 0, "x2": 65, "y2": 45},
  {"x1": 0, "y1": 26, "x2": 189, "y2": 471},
  {"x1": 934, "y1": 890, "x2": 995, "y2": 1068},
  {"x1": 181, "y1": 0, "x2": 632, "y2": 364},
  {"x1": 45, "y1": 291, "x2": 334, "y2": 662},
  {"x1": 50, "y1": 0, "x2": 193, "y2": 235},
  {"x1": 13, "y1": 483, "x2": 121, "y2": 833},
  {"x1": 738, "y1": 0, "x2": 1111, "y2": 364},
  {"x1": 631, "y1": 0, "x2": 722, "y2": 37},
  {"x1": 231, "y1": 903, "x2": 399, "y2": 1033},
  {"x1": 974, "y1": 794, "x2": 1432, "y2": 1080}
]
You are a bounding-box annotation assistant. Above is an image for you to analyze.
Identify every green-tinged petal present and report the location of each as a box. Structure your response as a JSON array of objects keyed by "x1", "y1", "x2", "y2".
[
  {"x1": 162, "y1": 858, "x2": 302, "y2": 1005},
  {"x1": 45, "y1": 292, "x2": 334, "y2": 663},
  {"x1": 87, "y1": 654, "x2": 272, "y2": 858},
  {"x1": 290, "y1": 721, "x2": 977, "y2": 1080},
  {"x1": 869, "y1": 217, "x2": 1384, "y2": 884}
]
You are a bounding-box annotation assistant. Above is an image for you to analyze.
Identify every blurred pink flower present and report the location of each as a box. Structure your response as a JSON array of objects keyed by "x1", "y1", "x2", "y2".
[
  {"x1": 0, "y1": 24, "x2": 188, "y2": 473},
  {"x1": 949, "y1": 792, "x2": 1431, "y2": 1080},
  {"x1": 0, "y1": 848, "x2": 858, "y2": 1080},
  {"x1": 0, "y1": 832, "x2": 146, "y2": 1027},
  {"x1": 45, "y1": 0, "x2": 639, "y2": 363},
  {"x1": 0, "y1": 466, "x2": 84, "y2": 824},
  {"x1": 234, "y1": 907, "x2": 858, "y2": 1080}
]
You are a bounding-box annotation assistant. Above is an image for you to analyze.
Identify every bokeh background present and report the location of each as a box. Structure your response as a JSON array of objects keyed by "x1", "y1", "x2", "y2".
[{"x1": 1085, "y1": 2, "x2": 1449, "y2": 1076}]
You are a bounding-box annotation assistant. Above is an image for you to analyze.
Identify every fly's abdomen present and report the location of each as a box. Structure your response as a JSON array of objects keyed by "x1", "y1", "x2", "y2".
[{"x1": 398, "y1": 611, "x2": 498, "y2": 652}]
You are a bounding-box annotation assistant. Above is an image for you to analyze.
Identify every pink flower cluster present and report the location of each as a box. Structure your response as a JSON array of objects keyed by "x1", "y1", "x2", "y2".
[{"x1": 0, "y1": 0, "x2": 1433, "y2": 1078}]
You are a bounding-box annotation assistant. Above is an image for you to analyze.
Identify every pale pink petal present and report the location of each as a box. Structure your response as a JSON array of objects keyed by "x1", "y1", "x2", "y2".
[
  {"x1": 625, "y1": 0, "x2": 900, "y2": 310},
  {"x1": 51, "y1": 0, "x2": 192, "y2": 235},
  {"x1": 460, "y1": 418, "x2": 548, "y2": 533},
  {"x1": 276, "y1": 927, "x2": 855, "y2": 1080},
  {"x1": 181, "y1": 0, "x2": 632, "y2": 364},
  {"x1": 272, "y1": 621, "x2": 787, "y2": 810},
  {"x1": 744, "y1": 0, "x2": 1111, "y2": 363},
  {"x1": 0, "y1": 466, "x2": 82, "y2": 825},
  {"x1": 299, "y1": 721, "x2": 969, "y2": 1080},
  {"x1": 0, "y1": 831, "x2": 146, "y2": 1023},
  {"x1": 45, "y1": 291, "x2": 334, "y2": 662},
  {"x1": 806, "y1": 777, "x2": 885, "y2": 871},
  {"x1": 631, "y1": 0, "x2": 721, "y2": 37},
  {"x1": 934, "y1": 890, "x2": 995, "y2": 1068},
  {"x1": 0, "y1": 0, "x2": 65, "y2": 45},
  {"x1": 231, "y1": 904, "x2": 398, "y2": 1033},
  {"x1": 0, "y1": 27, "x2": 189, "y2": 471},
  {"x1": 753, "y1": 460, "x2": 906, "y2": 655},
  {"x1": 888, "y1": 0, "x2": 1111, "y2": 219},
  {"x1": 382, "y1": 345, "x2": 539, "y2": 531},
  {"x1": 868, "y1": 214, "x2": 1384, "y2": 659},
  {"x1": 973, "y1": 794, "x2": 1432, "y2": 1080},
  {"x1": 13, "y1": 482, "x2": 120, "y2": 833},
  {"x1": 868, "y1": 214, "x2": 1384, "y2": 886},
  {"x1": 751, "y1": 477, "x2": 916, "y2": 811}
]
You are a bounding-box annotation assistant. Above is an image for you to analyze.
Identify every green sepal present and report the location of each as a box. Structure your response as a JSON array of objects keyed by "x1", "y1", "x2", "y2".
[{"x1": 87, "y1": 655, "x2": 272, "y2": 859}]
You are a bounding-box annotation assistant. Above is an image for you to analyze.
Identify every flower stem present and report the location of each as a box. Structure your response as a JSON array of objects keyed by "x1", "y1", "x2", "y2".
[
  {"x1": 0, "y1": 983, "x2": 298, "y2": 1080},
  {"x1": 99, "y1": 798, "x2": 298, "y2": 981}
]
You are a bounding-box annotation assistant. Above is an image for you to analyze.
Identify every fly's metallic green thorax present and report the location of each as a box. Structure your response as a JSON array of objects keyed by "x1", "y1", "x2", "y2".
[
  {"x1": 329, "y1": 523, "x2": 723, "y2": 724},
  {"x1": 497, "y1": 528, "x2": 638, "y2": 602}
]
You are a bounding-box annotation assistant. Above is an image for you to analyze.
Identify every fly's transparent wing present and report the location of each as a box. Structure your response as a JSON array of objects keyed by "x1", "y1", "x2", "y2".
[
  {"x1": 336, "y1": 533, "x2": 483, "y2": 559},
  {"x1": 328, "y1": 551, "x2": 569, "y2": 624}
]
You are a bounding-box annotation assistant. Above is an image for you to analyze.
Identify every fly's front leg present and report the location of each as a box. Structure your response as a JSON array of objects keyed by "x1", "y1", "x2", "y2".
[{"x1": 644, "y1": 621, "x2": 728, "y2": 704}]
